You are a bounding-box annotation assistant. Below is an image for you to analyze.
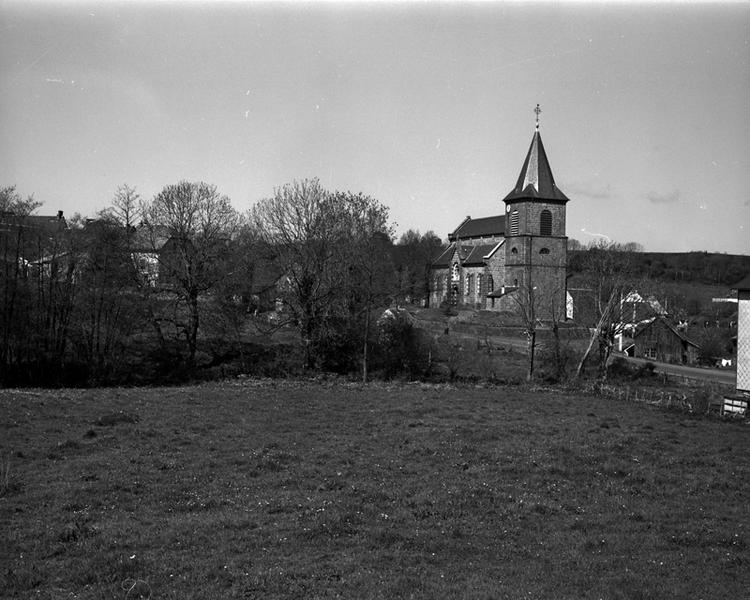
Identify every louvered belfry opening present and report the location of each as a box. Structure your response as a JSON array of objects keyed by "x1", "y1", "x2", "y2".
[
  {"x1": 509, "y1": 210, "x2": 519, "y2": 235},
  {"x1": 540, "y1": 210, "x2": 552, "y2": 236}
]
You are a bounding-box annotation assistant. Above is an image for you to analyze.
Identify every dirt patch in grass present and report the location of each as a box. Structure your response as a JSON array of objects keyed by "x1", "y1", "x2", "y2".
[{"x1": 1, "y1": 381, "x2": 749, "y2": 599}]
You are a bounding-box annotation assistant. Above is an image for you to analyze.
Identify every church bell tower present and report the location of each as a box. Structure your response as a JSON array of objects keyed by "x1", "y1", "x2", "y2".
[{"x1": 503, "y1": 105, "x2": 569, "y2": 319}]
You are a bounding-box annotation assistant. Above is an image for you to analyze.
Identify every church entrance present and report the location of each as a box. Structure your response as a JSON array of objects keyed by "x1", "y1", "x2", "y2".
[{"x1": 450, "y1": 285, "x2": 459, "y2": 306}]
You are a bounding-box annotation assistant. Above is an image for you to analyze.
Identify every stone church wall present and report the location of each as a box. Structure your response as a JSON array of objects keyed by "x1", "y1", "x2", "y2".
[{"x1": 459, "y1": 265, "x2": 486, "y2": 309}]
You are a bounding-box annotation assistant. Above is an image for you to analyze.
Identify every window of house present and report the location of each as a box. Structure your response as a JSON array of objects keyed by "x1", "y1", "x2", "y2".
[
  {"x1": 644, "y1": 347, "x2": 657, "y2": 360},
  {"x1": 476, "y1": 274, "x2": 482, "y2": 296},
  {"x1": 510, "y1": 210, "x2": 519, "y2": 235},
  {"x1": 539, "y1": 247, "x2": 550, "y2": 255},
  {"x1": 540, "y1": 210, "x2": 552, "y2": 236},
  {"x1": 466, "y1": 274, "x2": 473, "y2": 296},
  {"x1": 511, "y1": 247, "x2": 518, "y2": 255},
  {"x1": 487, "y1": 275, "x2": 494, "y2": 292},
  {"x1": 514, "y1": 278, "x2": 518, "y2": 287}
]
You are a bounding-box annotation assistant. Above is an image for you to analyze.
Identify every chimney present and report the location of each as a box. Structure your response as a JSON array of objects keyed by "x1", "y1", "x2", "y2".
[{"x1": 57, "y1": 210, "x2": 63, "y2": 220}]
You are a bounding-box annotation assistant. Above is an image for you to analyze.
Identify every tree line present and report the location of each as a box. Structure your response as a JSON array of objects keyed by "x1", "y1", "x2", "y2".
[
  {"x1": 569, "y1": 242, "x2": 750, "y2": 287},
  {"x1": 0, "y1": 182, "x2": 442, "y2": 386},
  {"x1": 2, "y1": 182, "x2": 739, "y2": 387}
]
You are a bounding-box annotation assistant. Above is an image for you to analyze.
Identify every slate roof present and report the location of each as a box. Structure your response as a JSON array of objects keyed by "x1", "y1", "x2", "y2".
[
  {"x1": 431, "y1": 246, "x2": 454, "y2": 268},
  {"x1": 0, "y1": 212, "x2": 68, "y2": 237},
  {"x1": 633, "y1": 316, "x2": 700, "y2": 348},
  {"x1": 503, "y1": 131, "x2": 570, "y2": 204},
  {"x1": 449, "y1": 215, "x2": 505, "y2": 242},
  {"x1": 130, "y1": 225, "x2": 171, "y2": 252},
  {"x1": 430, "y1": 242, "x2": 499, "y2": 268},
  {"x1": 459, "y1": 243, "x2": 498, "y2": 266},
  {"x1": 250, "y1": 258, "x2": 284, "y2": 294},
  {"x1": 621, "y1": 291, "x2": 667, "y2": 323},
  {"x1": 0, "y1": 211, "x2": 69, "y2": 262}
]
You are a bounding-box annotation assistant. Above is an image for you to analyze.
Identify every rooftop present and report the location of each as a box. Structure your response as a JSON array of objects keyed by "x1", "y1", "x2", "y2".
[
  {"x1": 448, "y1": 215, "x2": 505, "y2": 242},
  {"x1": 503, "y1": 130, "x2": 570, "y2": 204}
]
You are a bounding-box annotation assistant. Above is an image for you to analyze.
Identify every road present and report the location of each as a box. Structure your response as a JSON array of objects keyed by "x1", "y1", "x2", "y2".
[
  {"x1": 414, "y1": 317, "x2": 737, "y2": 386},
  {"x1": 617, "y1": 355, "x2": 736, "y2": 386}
]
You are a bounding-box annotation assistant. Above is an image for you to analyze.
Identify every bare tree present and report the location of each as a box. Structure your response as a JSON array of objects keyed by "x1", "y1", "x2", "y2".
[
  {"x1": 143, "y1": 181, "x2": 240, "y2": 365},
  {"x1": 0, "y1": 187, "x2": 43, "y2": 380},
  {"x1": 250, "y1": 180, "x2": 395, "y2": 372},
  {"x1": 546, "y1": 282, "x2": 570, "y2": 382},
  {"x1": 250, "y1": 179, "x2": 343, "y2": 368},
  {"x1": 510, "y1": 275, "x2": 542, "y2": 382},
  {"x1": 69, "y1": 216, "x2": 139, "y2": 379},
  {"x1": 575, "y1": 241, "x2": 638, "y2": 379},
  {"x1": 0, "y1": 186, "x2": 41, "y2": 216},
  {"x1": 394, "y1": 229, "x2": 444, "y2": 305},
  {"x1": 335, "y1": 191, "x2": 394, "y2": 382},
  {"x1": 103, "y1": 184, "x2": 142, "y2": 230}
]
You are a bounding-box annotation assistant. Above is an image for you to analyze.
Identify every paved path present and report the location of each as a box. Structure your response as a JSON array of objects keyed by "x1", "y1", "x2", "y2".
[
  {"x1": 414, "y1": 316, "x2": 736, "y2": 386},
  {"x1": 619, "y1": 356, "x2": 736, "y2": 386}
]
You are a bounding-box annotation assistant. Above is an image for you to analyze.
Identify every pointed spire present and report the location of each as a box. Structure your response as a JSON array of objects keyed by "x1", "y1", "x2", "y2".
[{"x1": 502, "y1": 109, "x2": 569, "y2": 204}]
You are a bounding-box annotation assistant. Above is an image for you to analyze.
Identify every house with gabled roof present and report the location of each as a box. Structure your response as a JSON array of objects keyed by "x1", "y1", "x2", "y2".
[
  {"x1": 628, "y1": 315, "x2": 700, "y2": 365},
  {"x1": 0, "y1": 210, "x2": 71, "y2": 278},
  {"x1": 430, "y1": 108, "x2": 569, "y2": 318}
]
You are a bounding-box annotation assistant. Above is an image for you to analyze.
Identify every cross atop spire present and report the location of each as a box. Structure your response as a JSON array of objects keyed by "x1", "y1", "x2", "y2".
[{"x1": 534, "y1": 104, "x2": 541, "y2": 131}]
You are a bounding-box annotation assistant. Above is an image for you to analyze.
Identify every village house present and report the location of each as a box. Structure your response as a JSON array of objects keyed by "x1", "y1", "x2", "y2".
[
  {"x1": 627, "y1": 316, "x2": 700, "y2": 365},
  {"x1": 723, "y1": 274, "x2": 750, "y2": 415},
  {"x1": 0, "y1": 210, "x2": 70, "y2": 278}
]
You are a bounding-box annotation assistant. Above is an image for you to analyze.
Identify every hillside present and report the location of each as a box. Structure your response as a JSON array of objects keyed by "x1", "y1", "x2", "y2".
[{"x1": 569, "y1": 250, "x2": 750, "y2": 287}]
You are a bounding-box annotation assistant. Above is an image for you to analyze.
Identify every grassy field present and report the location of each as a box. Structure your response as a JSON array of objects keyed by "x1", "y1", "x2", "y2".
[{"x1": 2, "y1": 380, "x2": 749, "y2": 599}]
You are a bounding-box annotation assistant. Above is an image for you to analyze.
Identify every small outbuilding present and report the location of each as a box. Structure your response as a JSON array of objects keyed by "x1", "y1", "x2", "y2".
[{"x1": 631, "y1": 316, "x2": 700, "y2": 365}]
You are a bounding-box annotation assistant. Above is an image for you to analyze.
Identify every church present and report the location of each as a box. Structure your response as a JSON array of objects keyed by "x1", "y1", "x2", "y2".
[{"x1": 429, "y1": 107, "x2": 570, "y2": 319}]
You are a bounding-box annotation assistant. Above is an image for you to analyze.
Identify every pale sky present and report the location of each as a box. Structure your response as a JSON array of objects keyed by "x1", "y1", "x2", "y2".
[{"x1": 1, "y1": 1, "x2": 749, "y2": 254}]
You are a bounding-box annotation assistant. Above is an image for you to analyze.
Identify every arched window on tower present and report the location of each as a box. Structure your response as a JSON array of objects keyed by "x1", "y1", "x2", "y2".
[
  {"x1": 540, "y1": 210, "x2": 552, "y2": 236},
  {"x1": 539, "y1": 247, "x2": 550, "y2": 255}
]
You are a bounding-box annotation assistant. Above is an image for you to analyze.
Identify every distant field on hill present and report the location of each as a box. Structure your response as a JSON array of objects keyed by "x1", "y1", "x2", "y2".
[
  {"x1": 2, "y1": 381, "x2": 749, "y2": 599},
  {"x1": 569, "y1": 250, "x2": 750, "y2": 288}
]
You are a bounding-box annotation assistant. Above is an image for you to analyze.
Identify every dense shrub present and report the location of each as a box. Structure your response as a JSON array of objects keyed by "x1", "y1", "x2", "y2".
[
  {"x1": 696, "y1": 328, "x2": 733, "y2": 365},
  {"x1": 314, "y1": 318, "x2": 363, "y2": 374},
  {"x1": 535, "y1": 340, "x2": 577, "y2": 383},
  {"x1": 373, "y1": 313, "x2": 433, "y2": 378},
  {"x1": 607, "y1": 357, "x2": 657, "y2": 382}
]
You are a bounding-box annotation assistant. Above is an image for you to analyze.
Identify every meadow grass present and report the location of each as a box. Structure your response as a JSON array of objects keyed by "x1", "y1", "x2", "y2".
[{"x1": 1, "y1": 380, "x2": 749, "y2": 599}]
